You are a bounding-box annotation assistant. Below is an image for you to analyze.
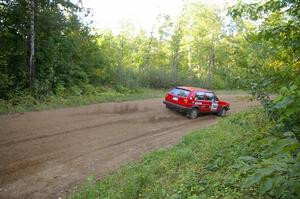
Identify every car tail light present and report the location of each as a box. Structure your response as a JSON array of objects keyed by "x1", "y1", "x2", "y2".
[{"x1": 166, "y1": 93, "x2": 172, "y2": 99}]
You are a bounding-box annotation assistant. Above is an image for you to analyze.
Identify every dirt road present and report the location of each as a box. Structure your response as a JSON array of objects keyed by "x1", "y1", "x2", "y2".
[{"x1": 0, "y1": 95, "x2": 258, "y2": 199}]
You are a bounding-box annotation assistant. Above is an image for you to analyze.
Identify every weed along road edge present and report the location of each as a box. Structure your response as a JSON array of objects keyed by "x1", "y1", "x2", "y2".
[{"x1": 0, "y1": 95, "x2": 258, "y2": 199}]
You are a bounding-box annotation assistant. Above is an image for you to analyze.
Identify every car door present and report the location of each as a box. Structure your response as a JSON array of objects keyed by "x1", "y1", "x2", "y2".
[
  {"x1": 203, "y1": 92, "x2": 214, "y2": 112},
  {"x1": 210, "y1": 94, "x2": 219, "y2": 112},
  {"x1": 194, "y1": 91, "x2": 210, "y2": 112}
]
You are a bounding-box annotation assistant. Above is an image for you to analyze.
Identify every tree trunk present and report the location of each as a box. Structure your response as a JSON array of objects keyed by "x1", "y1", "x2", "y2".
[
  {"x1": 143, "y1": 29, "x2": 154, "y2": 70},
  {"x1": 117, "y1": 37, "x2": 124, "y2": 85},
  {"x1": 139, "y1": 27, "x2": 155, "y2": 87},
  {"x1": 172, "y1": 50, "x2": 180, "y2": 71},
  {"x1": 118, "y1": 39, "x2": 124, "y2": 68},
  {"x1": 170, "y1": 20, "x2": 183, "y2": 82},
  {"x1": 208, "y1": 34, "x2": 215, "y2": 89},
  {"x1": 28, "y1": 0, "x2": 35, "y2": 88},
  {"x1": 188, "y1": 44, "x2": 192, "y2": 69}
]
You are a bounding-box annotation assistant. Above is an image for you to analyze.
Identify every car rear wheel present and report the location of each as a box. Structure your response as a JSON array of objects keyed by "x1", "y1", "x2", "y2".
[{"x1": 187, "y1": 108, "x2": 198, "y2": 119}]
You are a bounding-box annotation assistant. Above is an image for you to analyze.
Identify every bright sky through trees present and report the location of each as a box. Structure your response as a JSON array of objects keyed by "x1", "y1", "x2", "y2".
[{"x1": 82, "y1": 0, "x2": 234, "y2": 34}]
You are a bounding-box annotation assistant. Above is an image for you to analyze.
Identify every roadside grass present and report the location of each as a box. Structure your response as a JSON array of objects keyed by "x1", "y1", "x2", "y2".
[
  {"x1": 69, "y1": 108, "x2": 271, "y2": 199},
  {"x1": 0, "y1": 88, "x2": 166, "y2": 114},
  {"x1": 0, "y1": 88, "x2": 247, "y2": 114}
]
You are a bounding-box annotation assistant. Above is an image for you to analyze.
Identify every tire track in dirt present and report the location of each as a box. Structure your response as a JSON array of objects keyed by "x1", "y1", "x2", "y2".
[
  {"x1": 0, "y1": 95, "x2": 258, "y2": 199},
  {"x1": 0, "y1": 118, "x2": 140, "y2": 147}
]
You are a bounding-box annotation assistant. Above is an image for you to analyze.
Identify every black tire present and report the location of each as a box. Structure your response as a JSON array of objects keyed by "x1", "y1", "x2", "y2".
[
  {"x1": 187, "y1": 108, "x2": 198, "y2": 119},
  {"x1": 218, "y1": 107, "x2": 227, "y2": 117}
]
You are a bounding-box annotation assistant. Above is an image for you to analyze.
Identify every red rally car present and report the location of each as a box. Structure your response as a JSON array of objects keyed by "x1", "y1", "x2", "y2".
[{"x1": 163, "y1": 86, "x2": 230, "y2": 119}]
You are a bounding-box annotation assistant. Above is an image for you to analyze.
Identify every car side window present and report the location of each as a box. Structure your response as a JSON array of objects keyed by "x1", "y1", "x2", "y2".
[
  {"x1": 195, "y1": 92, "x2": 205, "y2": 100},
  {"x1": 215, "y1": 96, "x2": 219, "y2": 101},
  {"x1": 205, "y1": 92, "x2": 214, "y2": 101}
]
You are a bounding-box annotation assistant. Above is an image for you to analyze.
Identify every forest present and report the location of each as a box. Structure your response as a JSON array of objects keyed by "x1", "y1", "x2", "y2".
[
  {"x1": 1, "y1": 0, "x2": 298, "y2": 100},
  {"x1": 1, "y1": 0, "x2": 255, "y2": 100},
  {"x1": 1, "y1": 0, "x2": 299, "y2": 198}
]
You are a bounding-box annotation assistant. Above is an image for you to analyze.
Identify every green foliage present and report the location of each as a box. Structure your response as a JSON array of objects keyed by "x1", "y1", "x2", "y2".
[
  {"x1": 228, "y1": 0, "x2": 300, "y2": 198},
  {"x1": 238, "y1": 83, "x2": 300, "y2": 198},
  {"x1": 271, "y1": 83, "x2": 300, "y2": 136},
  {"x1": 0, "y1": 0, "x2": 102, "y2": 99},
  {"x1": 235, "y1": 130, "x2": 300, "y2": 198},
  {"x1": 69, "y1": 109, "x2": 282, "y2": 199},
  {"x1": 0, "y1": 73, "x2": 14, "y2": 99},
  {"x1": 1, "y1": 0, "x2": 243, "y2": 104}
]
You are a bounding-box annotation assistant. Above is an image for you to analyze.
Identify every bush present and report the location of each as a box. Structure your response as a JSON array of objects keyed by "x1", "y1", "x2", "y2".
[
  {"x1": 68, "y1": 85, "x2": 83, "y2": 96},
  {"x1": 114, "y1": 85, "x2": 131, "y2": 94},
  {"x1": 240, "y1": 82, "x2": 300, "y2": 198},
  {"x1": 10, "y1": 94, "x2": 37, "y2": 106},
  {"x1": 81, "y1": 84, "x2": 97, "y2": 95},
  {"x1": 0, "y1": 73, "x2": 14, "y2": 99},
  {"x1": 54, "y1": 83, "x2": 66, "y2": 97}
]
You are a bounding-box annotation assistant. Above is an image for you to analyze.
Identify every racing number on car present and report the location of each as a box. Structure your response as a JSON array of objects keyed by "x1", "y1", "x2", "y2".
[{"x1": 211, "y1": 100, "x2": 218, "y2": 112}]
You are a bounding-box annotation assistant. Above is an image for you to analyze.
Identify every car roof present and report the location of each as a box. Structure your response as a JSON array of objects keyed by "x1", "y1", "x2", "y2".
[{"x1": 176, "y1": 86, "x2": 212, "y2": 92}]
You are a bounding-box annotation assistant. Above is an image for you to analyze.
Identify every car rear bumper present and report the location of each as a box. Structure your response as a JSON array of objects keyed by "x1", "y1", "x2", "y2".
[{"x1": 163, "y1": 100, "x2": 191, "y2": 113}]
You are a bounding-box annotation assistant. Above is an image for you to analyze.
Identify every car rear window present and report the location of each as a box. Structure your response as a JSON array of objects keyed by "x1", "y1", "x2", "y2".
[{"x1": 170, "y1": 88, "x2": 190, "y2": 98}]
